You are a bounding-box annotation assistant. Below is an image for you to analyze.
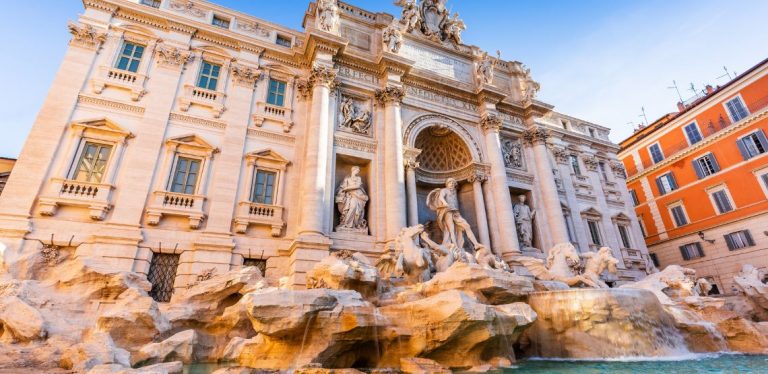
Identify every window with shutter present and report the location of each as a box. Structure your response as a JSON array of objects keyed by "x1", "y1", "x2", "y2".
[
  {"x1": 670, "y1": 205, "x2": 688, "y2": 227},
  {"x1": 738, "y1": 131, "x2": 768, "y2": 160},
  {"x1": 649, "y1": 143, "x2": 664, "y2": 164},
  {"x1": 629, "y1": 189, "x2": 640, "y2": 206},
  {"x1": 683, "y1": 123, "x2": 703, "y2": 144},
  {"x1": 725, "y1": 97, "x2": 750, "y2": 122},
  {"x1": 679, "y1": 242, "x2": 704, "y2": 260},
  {"x1": 657, "y1": 173, "x2": 676, "y2": 195},
  {"x1": 725, "y1": 230, "x2": 755, "y2": 250},
  {"x1": 710, "y1": 189, "x2": 733, "y2": 214}
]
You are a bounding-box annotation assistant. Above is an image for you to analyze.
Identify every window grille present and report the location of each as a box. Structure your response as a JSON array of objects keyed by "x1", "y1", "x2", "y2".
[{"x1": 147, "y1": 253, "x2": 180, "y2": 302}]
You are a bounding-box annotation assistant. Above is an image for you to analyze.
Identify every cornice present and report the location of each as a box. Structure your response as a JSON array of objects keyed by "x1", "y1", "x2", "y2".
[
  {"x1": 475, "y1": 85, "x2": 508, "y2": 106},
  {"x1": 82, "y1": 0, "x2": 119, "y2": 14},
  {"x1": 402, "y1": 75, "x2": 477, "y2": 108},
  {"x1": 626, "y1": 107, "x2": 768, "y2": 183},
  {"x1": 376, "y1": 52, "x2": 415, "y2": 78},
  {"x1": 114, "y1": 8, "x2": 169, "y2": 31},
  {"x1": 303, "y1": 31, "x2": 348, "y2": 62}
]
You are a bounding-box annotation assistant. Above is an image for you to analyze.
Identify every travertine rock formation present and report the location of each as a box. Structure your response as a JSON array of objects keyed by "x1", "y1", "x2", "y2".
[{"x1": 732, "y1": 264, "x2": 768, "y2": 321}]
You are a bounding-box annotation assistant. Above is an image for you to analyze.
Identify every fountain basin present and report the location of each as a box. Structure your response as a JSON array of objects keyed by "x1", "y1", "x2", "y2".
[{"x1": 524, "y1": 288, "x2": 689, "y2": 359}]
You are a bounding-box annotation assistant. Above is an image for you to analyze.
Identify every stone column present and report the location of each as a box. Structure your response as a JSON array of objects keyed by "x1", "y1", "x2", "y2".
[
  {"x1": 482, "y1": 180, "x2": 501, "y2": 254},
  {"x1": 470, "y1": 172, "x2": 491, "y2": 248},
  {"x1": 376, "y1": 87, "x2": 408, "y2": 241},
  {"x1": 298, "y1": 66, "x2": 337, "y2": 237},
  {"x1": 403, "y1": 147, "x2": 421, "y2": 227},
  {"x1": 524, "y1": 126, "x2": 570, "y2": 245},
  {"x1": 480, "y1": 114, "x2": 520, "y2": 259}
]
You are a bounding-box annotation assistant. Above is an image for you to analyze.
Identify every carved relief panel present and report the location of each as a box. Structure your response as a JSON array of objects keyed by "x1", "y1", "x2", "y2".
[
  {"x1": 501, "y1": 137, "x2": 525, "y2": 170},
  {"x1": 337, "y1": 94, "x2": 373, "y2": 137}
]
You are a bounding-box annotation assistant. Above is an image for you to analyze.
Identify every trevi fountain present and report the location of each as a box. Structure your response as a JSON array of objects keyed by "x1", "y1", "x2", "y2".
[{"x1": 1, "y1": 0, "x2": 768, "y2": 373}]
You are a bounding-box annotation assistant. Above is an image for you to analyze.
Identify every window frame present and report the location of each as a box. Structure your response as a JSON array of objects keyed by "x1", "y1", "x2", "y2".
[
  {"x1": 196, "y1": 61, "x2": 222, "y2": 91},
  {"x1": 586, "y1": 219, "x2": 602, "y2": 246},
  {"x1": 693, "y1": 152, "x2": 720, "y2": 179},
  {"x1": 679, "y1": 242, "x2": 705, "y2": 261},
  {"x1": 114, "y1": 41, "x2": 146, "y2": 73},
  {"x1": 737, "y1": 130, "x2": 768, "y2": 160},
  {"x1": 683, "y1": 121, "x2": 703, "y2": 145},
  {"x1": 617, "y1": 224, "x2": 632, "y2": 249},
  {"x1": 667, "y1": 201, "x2": 689, "y2": 228},
  {"x1": 648, "y1": 142, "x2": 664, "y2": 164},
  {"x1": 266, "y1": 78, "x2": 287, "y2": 107},
  {"x1": 569, "y1": 154, "x2": 582, "y2": 176},
  {"x1": 212, "y1": 15, "x2": 231, "y2": 29},
  {"x1": 723, "y1": 95, "x2": 750, "y2": 123},
  {"x1": 724, "y1": 230, "x2": 755, "y2": 251},
  {"x1": 140, "y1": 0, "x2": 161, "y2": 8},
  {"x1": 69, "y1": 141, "x2": 114, "y2": 184},
  {"x1": 706, "y1": 184, "x2": 735, "y2": 215},
  {"x1": 169, "y1": 156, "x2": 202, "y2": 195},
  {"x1": 629, "y1": 189, "x2": 640, "y2": 206},
  {"x1": 656, "y1": 172, "x2": 677, "y2": 195},
  {"x1": 753, "y1": 166, "x2": 768, "y2": 199},
  {"x1": 250, "y1": 168, "x2": 278, "y2": 205},
  {"x1": 275, "y1": 34, "x2": 292, "y2": 48}
]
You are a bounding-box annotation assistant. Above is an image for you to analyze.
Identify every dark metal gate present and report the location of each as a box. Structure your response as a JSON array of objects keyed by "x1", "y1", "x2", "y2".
[
  {"x1": 243, "y1": 258, "x2": 267, "y2": 276},
  {"x1": 147, "y1": 253, "x2": 180, "y2": 302}
]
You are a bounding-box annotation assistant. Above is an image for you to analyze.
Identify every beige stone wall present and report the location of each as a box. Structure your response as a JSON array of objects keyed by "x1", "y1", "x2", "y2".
[{"x1": 650, "y1": 212, "x2": 768, "y2": 293}]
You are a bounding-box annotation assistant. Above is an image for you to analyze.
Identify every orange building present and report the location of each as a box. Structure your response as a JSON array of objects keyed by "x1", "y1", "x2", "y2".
[{"x1": 619, "y1": 58, "x2": 768, "y2": 294}]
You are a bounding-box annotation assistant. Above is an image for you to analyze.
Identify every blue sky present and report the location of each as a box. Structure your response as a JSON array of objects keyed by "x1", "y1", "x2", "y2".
[{"x1": 1, "y1": 0, "x2": 767, "y2": 158}]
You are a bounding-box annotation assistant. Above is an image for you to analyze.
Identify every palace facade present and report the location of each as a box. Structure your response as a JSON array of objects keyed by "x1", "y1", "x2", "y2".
[
  {"x1": 619, "y1": 58, "x2": 768, "y2": 294},
  {"x1": 0, "y1": 0, "x2": 648, "y2": 298}
]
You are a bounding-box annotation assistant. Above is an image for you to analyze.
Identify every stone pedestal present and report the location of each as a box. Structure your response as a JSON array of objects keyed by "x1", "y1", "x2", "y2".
[{"x1": 285, "y1": 234, "x2": 332, "y2": 289}]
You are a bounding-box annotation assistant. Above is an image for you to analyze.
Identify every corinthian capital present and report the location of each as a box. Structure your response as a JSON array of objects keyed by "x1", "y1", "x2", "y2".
[
  {"x1": 403, "y1": 147, "x2": 422, "y2": 170},
  {"x1": 375, "y1": 86, "x2": 406, "y2": 105},
  {"x1": 155, "y1": 43, "x2": 194, "y2": 69},
  {"x1": 309, "y1": 66, "x2": 338, "y2": 89},
  {"x1": 522, "y1": 126, "x2": 549, "y2": 145},
  {"x1": 479, "y1": 113, "x2": 502, "y2": 133},
  {"x1": 231, "y1": 63, "x2": 261, "y2": 88},
  {"x1": 67, "y1": 22, "x2": 107, "y2": 50}
]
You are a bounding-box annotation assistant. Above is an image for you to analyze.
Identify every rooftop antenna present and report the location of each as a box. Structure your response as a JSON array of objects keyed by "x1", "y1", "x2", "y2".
[
  {"x1": 716, "y1": 66, "x2": 733, "y2": 81},
  {"x1": 668, "y1": 80, "x2": 684, "y2": 103},
  {"x1": 688, "y1": 82, "x2": 700, "y2": 99},
  {"x1": 639, "y1": 106, "x2": 649, "y2": 127}
]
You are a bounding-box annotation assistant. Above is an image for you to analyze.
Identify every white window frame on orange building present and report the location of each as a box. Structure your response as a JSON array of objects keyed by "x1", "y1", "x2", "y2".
[
  {"x1": 647, "y1": 142, "x2": 664, "y2": 164},
  {"x1": 706, "y1": 184, "x2": 736, "y2": 215},
  {"x1": 667, "y1": 200, "x2": 690, "y2": 228},
  {"x1": 722, "y1": 94, "x2": 750, "y2": 123},
  {"x1": 682, "y1": 121, "x2": 703, "y2": 146},
  {"x1": 753, "y1": 165, "x2": 768, "y2": 199}
]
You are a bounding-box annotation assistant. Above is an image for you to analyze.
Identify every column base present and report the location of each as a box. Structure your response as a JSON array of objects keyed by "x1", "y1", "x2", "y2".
[{"x1": 285, "y1": 234, "x2": 332, "y2": 290}]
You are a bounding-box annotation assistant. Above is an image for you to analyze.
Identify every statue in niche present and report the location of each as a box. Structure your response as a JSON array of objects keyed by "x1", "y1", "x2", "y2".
[
  {"x1": 396, "y1": 0, "x2": 420, "y2": 33},
  {"x1": 441, "y1": 12, "x2": 466, "y2": 46},
  {"x1": 382, "y1": 20, "x2": 403, "y2": 53},
  {"x1": 513, "y1": 194, "x2": 535, "y2": 249},
  {"x1": 426, "y1": 178, "x2": 484, "y2": 251},
  {"x1": 316, "y1": 0, "x2": 339, "y2": 33},
  {"x1": 338, "y1": 97, "x2": 372, "y2": 135},
  {"x1": 335, "y1": 166, "x2": 369, "y2": 233},
  {"x1": 501, "y1": 139, "x2": 523, "y2": 169},
  {"x1": 476, "y1": 51, "x2": 500, "y2": 86}
]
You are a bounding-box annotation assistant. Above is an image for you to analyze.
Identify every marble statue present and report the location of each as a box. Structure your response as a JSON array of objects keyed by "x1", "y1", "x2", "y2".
[
  {"x1": 419, "y1": 0, "x2": 447, "y2": 39},
  {"x1": 396, "y1": 0, "x2": 420, "y2": 33},
  {"x1": 520, "y1": 65, "x2": 541, "y2": 103},
  {"x1": 426, "y1": 178, "x2": 484, "y2": 251},
  {"x1": 580, "y1": 247, "x2": 619, "y2": 289},
  {"x1": 518, "y1": 242, "x2": 605, "y2": 288},
  {"x1": 335, "y1": 166, "x2": 369, "y2": 233},
  {"x1": 394, "y1": 224, "x2": 434, "y2": 283},
  {"x1": 475, "y1": 245, "x2": 509, "y2": 272},
  {"x1": 476, "y1": 51, "x2": 500, "y2": 85},
  {"x1": 441, "y1": 12, "x2": 465, "y2": 46},
  {"x1": 513, "y1": 194, "x2": 535, "y2": 249},
  {"x1": 382, "y1": 20, "x2": 404, "y2": 54},
  {"x1": 316, "y1": 0, "x2": 339, "y2": 33},
  {"x1": 338, "y1": 97, "x2": 372, "y2": 135}
]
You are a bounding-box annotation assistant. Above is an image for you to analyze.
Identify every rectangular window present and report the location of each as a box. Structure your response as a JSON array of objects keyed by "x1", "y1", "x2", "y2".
[
  {"x1": 243, "y1": 258, "x2": 267, "y2": 276},
  {"x1": 670, "y1": 205, "x2": 688, "y2": 227},
  {"x1": 170, "y1": 157, "x2": 201, "y2": 195},
  {"x1": 629, "y1": 189, "x2": 640, "y2": 206},
  {"x1": 724, "y1": 230, "x2": 755, "y2": 251},
  {"x1": 649, "y1": 143, "x2": 664, "y2": 164},
  {"x1": 212, "y1": 15, "x2": 231, "y2": 29},
  {"x1": 638, "y1": 216, "x2": 648, "y2": 238},
  {"x1": 693, "y1": 153, "x2": 720, "y2": 179},
  {"x1": 276, "y1": 35, "x2": 292, "y2": 47},
  {"x1": 598, "y1": 161, "x2": 609, "y2": 181},
  {"x1": 679, "y1": 242, "x2": 704, "y2": 261},
  {"x1": 72, "y1": 142, "x2": 112, "y2": 183},
  {"x1": 760, "y1": 172, "x2": 768, "y2": 196},
  {"x1": 710, "y1": 189, "x2": 733, "y2": 214},
  {"x1": 649, "y1": 253, "x2": 660, "y2": 267},
  {"x1": 266, "y1": 79, "x2": 287, "y2": 107},
  {"x1": 737, "y1": 130, "x2": 768, "y2": 160},
  {"x1": 588, "y1": 128, "x2": 596, "y2": 138},
  {"x1": 140, "y1": 0, "x2": 161, "y2": 7},
  {"x1": 683, "y1": 122, "x2": 703, "y2": 145},
  {"x1": 197, "y1": 61, "x2": 221, "y2": 91},
  {"x1": 147, "y1": 253, "x2": 180, "y2": 303},
  {"x1": 587, "y1": 220, "x2": 602, "y2": 246},
  {"x1": 656, "y1": 172, "x2": 677, "y2": 195},
  {"x1": 115, "y1": 42, "x2": 145, "y2": 73},
  {"x1": 251, "y1": 170, "x2": 277, "y2": 205},
  {"x1": 725, "y1": 96, "x2": 749, "y2": 122},
  {"x1": 618, "y1": 225, "x2": 632, "y2": 248},
  {"x1": 570, "y1": 155, "x2": 581, "y2": 175}
]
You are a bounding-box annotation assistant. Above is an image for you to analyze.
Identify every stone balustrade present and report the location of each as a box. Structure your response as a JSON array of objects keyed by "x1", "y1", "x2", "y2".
[
  {"x1": 178, "y1": 84, "x2": 226, "y2": 118},
  {"x1": 37, "y1": 178, "x2": 114, "y2": 220},
  {"x1": 91, "y1": 66, "x2": 147, "y2": 101},
  {"x1": 233, "y1": 201, "x2": 285, "y2": 236},
  {"x1": 145, "y1": 190, "x2": 206, "y2": 229},
  {"x1": 253, "y1": 102, "x2": 293, "y2": 132}
]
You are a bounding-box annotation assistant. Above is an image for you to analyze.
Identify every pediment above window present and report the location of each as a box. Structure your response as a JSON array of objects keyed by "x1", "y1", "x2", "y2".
[
  {"x1": 71, "y1": 118, "x2": 133, "y2": 141},
  {"x1": 611, "y1": 212, "x2": 632, "y2": 223},
  {"x1": 165, "y1": 134, "x2": 218, "y2": 157},
  {"x1": 245, "y1": 149, "x2": 290, "y2": 170},
  {"x1": 580, "y1": 207, "x2": 602, "y2": 219}
]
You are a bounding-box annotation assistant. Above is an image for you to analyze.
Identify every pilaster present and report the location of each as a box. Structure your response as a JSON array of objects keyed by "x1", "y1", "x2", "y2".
[{"x1": 376, "y1": 86, "x2": 408, "y2": 242}]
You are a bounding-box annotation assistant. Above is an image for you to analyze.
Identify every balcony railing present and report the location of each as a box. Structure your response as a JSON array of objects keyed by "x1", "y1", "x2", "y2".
[
  {"x1": 38, "y1": 178, "x2": 114, "y2": 220},
  {"x1": 179, "y1": 84, "x2": 226, "y2": 118},
  {"x1": 91, "y1": 66, "x2": 147, "y2": 101},
  {"x1": 233, "y1": 201, "x2": 285, "y2": 237},
  {"x1": 145, "y1": 190, "x2": 206, "y2": 229},
  {"x1": 253, "y1": 102, "x2": 293, "y2": 132}
]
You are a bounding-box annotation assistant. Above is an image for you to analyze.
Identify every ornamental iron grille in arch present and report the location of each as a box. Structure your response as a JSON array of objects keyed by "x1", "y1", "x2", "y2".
[
  {"x1": 147, "y1": 253, "x2": 180, "y2": 303},
  {"x1": 414, "y1": 126, "x2": 472, "y2": 172},
  {"x1": 243, "y1": 258, "x2": 267, "y2": 276}
]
